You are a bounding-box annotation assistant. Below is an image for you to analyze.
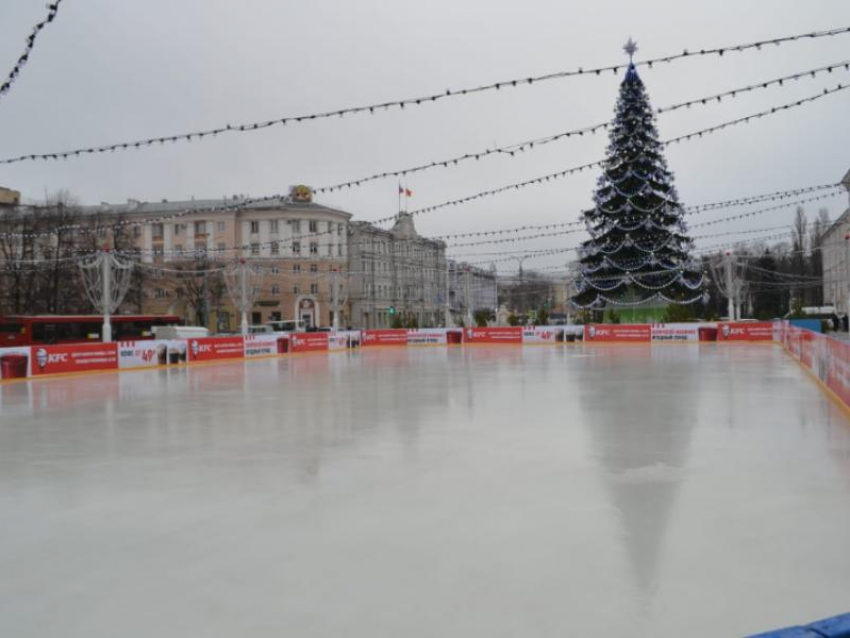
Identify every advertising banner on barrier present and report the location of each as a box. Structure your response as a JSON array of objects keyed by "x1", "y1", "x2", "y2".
[
  {"x1": 584, "y1": 324, "x2": 651, "y2": 343},
  {"x1": 328, "y1": 334, "x2": 349, "y2": 351},
  {"x1": 290, "y1": 332, "x2": 329, "y2": 353},
  {"x1": 30, "y1": 342, "x2": 119, "y2": 376},
  {"x1": 117, "y1": 339, "x2": 188, "y2": 368},
  {"x1": 522, "y1": 327, "x2": 565, "y2": 343},
  {"x1": 0, "y1": 346, "x2": 31, "y2": 380},
  {"x1": 243, "y1": 334, "x2": 279, "y2": 358},
  {"x1": 407, "y1": 329, "x2": 448, "y2": 345},
  {"x1": 463, "y1": 327, "x2": 523, "y2": 344},
  {"x1": 650, "y1": 323, "x2": 701, "y2": 342},
  {"x1": 362, "y1": 329, "x2": 408, "y2": 346},
  {"x1": 338, "y1": 331, "x2": 361, "y2": 348},
  {"x1": 717, "y1": 322, "x2": 774, "y2": 341},
  {"x1": 187, "y1": 336, "x2": 245, "y2": 362}
]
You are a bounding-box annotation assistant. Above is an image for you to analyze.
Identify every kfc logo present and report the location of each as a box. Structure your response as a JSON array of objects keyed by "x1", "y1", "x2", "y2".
[
  {"x1": 588, "y1": 326, "x2": 596, "y2": 339},
  {"x1": 466, "y1": 328, "x2": 474, "y2": 339},
  {"x1": 191, "y1": 340, "x2": 200, "y2": 358},
  {"x1": 35, "y1": 347, "x2": 48, "y2": 369},
  {"x1": 721, "y1": 325, "x2": 731, "y2": 338}
]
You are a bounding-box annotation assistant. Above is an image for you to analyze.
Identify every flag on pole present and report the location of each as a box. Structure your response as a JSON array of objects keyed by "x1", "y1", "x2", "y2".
[
  {"x1": 398, "y1": 185, "x2": 404, "y2": 195},
  {"x1": 405, "y1": 188, "x2": 413, "y2": 197}
]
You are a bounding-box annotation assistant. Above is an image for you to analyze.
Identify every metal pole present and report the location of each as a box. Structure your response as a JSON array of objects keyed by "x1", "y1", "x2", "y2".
[
  {"x1": 464, "y1": 266, "x2": 473, "y2": 326},
  {"x1": 844, "y1": 234, "x2": 850, "y2": 326},
  {"x1": 725, "y1": 251, "x2": 735, "y2": 321},
  {"x1": 331, "y1": 268, "x2": 340, "y2": 330},
  {"x1": 102, "y1": 251, "x2": 113, "y2": 343},
  {"x1": 240, "y1": 260, "x2": 248, "y2": 335},
  {"x1": 444, "y1": 261, "x2": 453, "y2": 327}
]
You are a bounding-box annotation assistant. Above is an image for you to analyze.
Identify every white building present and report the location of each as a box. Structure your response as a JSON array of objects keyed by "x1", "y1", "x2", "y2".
[{"x1": 820, "y1": 169, "x2": 850, "y2": 317}]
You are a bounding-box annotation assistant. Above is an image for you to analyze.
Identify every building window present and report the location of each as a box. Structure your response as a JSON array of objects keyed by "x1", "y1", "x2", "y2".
[
  {"x1": 310, "y1": 263, "x2": 318, "y2": 273},
  {"x1": 309, "y1": 220, "x2": 318, "y2": 233},
  {"x1": 133, "y1": 226, "x2": 141, "y2": 238},
  {"x1": 217, "y1": 221, "x2": 226, "y2": 232},
  {"x1": 173, "y1": 223, "x2": 182, "y2": 236},
  {"x1": 293, "y1": 284, "x2": 300, "y2": 294},
  {"x1": 292, "y1": 264, "x2": 301, "y2": 274},
  {"x1": 271, "y1": 266, "x2": 279, "y2": 274},
  {"x1": 250, "y1": 221, "x2": 260, "y2": 234},
  {"x1": 194, "y1": 242, "x2": 206, "y2": 254},
  {"x1": 309, "y1": 242, "x2": 318, "y2": 255},
  {"x1": 271, "y1": 285, "x2": 280, "y2": 295},
  {"x1": 251, "y1": 243, "x2": 260, "y2": 256},
  {"x1": 337, "y1": 244, "x2": 343, "y2": 257},
  {"x1": 327, "y1": 243, "x2": 334, "y2": 256},
  {"x1": 152, "y1": 223, "x2": 164, "y2": 239},
  {"x1": 270, "y1": 241, "x2": 279, "y2": 255},
  {"x1": 310, "y1": 283, "x2": 319, "y2": 295},
  {"x1": 338, "y1": 223, "x2": 344, "y2": 236},
  {"x1": 217, "y1": 242, "x2": 226, "y2": 252},
  {"x1": 270, "y1": 220, "x2": 279, "y2": 234},
  {"x1": 194, "y1": 221, "x2": 207, "y2": 236},
  {"x1": 174, "y1": 244, "x2": 183, "y2": 254},
  {"x1": 292, "y1": 241, "x2": 301, "y2": 254},
  {"x1": 292, "y1": 219, "x2": 301, "y2": 233},
  {"x1": 154, "y1": 288, "x2": 167, "y2": 299}
]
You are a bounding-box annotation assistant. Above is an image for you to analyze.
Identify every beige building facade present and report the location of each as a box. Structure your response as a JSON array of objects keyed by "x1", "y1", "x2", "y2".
[{"x1": 89, "y1": 187, "x2": 351, "y2": 330}]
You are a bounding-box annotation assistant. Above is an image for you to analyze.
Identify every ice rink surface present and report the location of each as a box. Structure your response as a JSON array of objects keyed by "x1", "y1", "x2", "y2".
[{"x1": 2, "y1": 344, "x2": 850, "y2": 637}]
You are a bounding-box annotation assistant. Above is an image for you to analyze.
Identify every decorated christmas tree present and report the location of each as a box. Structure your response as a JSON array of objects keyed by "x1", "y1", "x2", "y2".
[{"x1": 571, "y1": 39, "x2": 703, "y2": 312}]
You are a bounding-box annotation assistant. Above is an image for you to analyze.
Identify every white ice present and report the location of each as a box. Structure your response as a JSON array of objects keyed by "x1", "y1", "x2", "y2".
[{"x1": 1, "y1": 345, "x2": 850, "y2": 637}]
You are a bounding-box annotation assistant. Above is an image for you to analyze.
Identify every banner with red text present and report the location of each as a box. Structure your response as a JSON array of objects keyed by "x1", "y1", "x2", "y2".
[
  {"x1": 407, "y1": 329, "x2": 448, "y2": 346},
  {"x1": 290, "y1": 332, "x2": 329, "y2": 353},
  {"x1": 522, "y1": 327, "x2": 565, "y2": 343},
  {"x1": 650, "y1": 323, "x2": 702, "y2": 342},
  {"x1": 362, "y1": 329, "x2": 408, "y2": 347},
  {"x1": 463, "y1": 327, "x2": 523, "y2": 344},
  {"x1": 717, "y1": 322, "x2": 774, "y2": 341},
  {"x1": 243, "y1": 334, "x2": 279, "y2": 358},
  {"x1": 584, "y1": 324, "x2": 651, "y2": 343},
  {"x1": 187, "y1": 336, "x2": 245, "y2": 362},
  {"x1": 30, "y1": 343, "x2": 118, "y2": 376}
]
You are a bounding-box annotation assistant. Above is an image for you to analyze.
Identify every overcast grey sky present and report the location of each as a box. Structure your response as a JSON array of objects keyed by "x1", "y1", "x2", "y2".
[{"x1": 1, "y1": 0, "x2": 849, "y2": 271}]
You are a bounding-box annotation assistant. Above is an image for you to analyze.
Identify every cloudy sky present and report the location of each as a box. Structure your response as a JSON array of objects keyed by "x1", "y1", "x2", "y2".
[{"x1": 1, "y1": 0, "x2": 849, "y2": 272}]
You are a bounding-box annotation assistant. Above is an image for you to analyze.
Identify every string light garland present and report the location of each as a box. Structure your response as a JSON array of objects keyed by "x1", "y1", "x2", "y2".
[
  {"x1": 383, "y1": 82, "x2": 850, "y2": 225},
  {"x1": 0, "y1": 1, "x2": 64, "y2": 101},
  {"x1": 310, "y1": 60, "x2": 850, "y2": 195},
  {"x1": 2, "y1": 24, "x2": 849, "y2": 165}
]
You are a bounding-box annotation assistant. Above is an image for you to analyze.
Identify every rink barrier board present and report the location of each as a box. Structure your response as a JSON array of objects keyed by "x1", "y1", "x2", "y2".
[{"x1": 0, "y1": 322, "x2": 825, "y2": 387}]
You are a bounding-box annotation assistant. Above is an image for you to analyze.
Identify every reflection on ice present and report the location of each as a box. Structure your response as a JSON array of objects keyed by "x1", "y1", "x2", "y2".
[{"x1": 1, "y1": 345, "x2": 850, "y2": 638}]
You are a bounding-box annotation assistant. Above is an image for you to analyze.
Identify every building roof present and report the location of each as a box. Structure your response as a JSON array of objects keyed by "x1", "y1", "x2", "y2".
[{"x1": 79, "y1": 195, "x2": 352, "y2": 220}]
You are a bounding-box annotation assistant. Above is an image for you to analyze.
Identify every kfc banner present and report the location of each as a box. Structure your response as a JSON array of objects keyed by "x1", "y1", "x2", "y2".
[
  {"x1": 290, "y1": 332, "x2": 329, "y2": 353},
  {"x1": 463, "y1": 327, "x2": 523, "y2": 344},
  {"x1": 31, "y1": 343, "x2": 119, "y2": 376},
  {"x1": 362, "y1": 329, "x2": 408, "y2": 347},
  {"x1": 584, "y1": 324, "x2": 651, "y2": 343},
  {"x1": 522, "y1": 327, "x2": 566, "y2": 343},
  {"x1": 243, "y1": 334, "x2": 279, "y2": 358},
  {"x1": 651, "y1": 323, "x2": 701, "y2": 342},
  {"x1": 187, "y1": 336, "x2": 245, "y2": 362},
  {"x1": 717, "y1": 322, "x2": 775, "y2": 341},
  {"x1": 0, "y1": 346, "x2": 31, "y2": 380},
  {"x1": 407, "y1": 329, "x2": 448, "y2": 346}
]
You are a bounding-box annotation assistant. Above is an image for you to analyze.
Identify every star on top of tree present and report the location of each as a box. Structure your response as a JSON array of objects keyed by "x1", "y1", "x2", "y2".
[{"x1": 623, "y1": 37, "x2": 639, "y2": 62}]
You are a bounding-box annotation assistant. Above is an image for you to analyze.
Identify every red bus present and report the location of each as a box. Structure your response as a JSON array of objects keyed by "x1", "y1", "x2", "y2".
[{"x1": 0, "y1": 315, "x2": 182, "y2": 346}]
